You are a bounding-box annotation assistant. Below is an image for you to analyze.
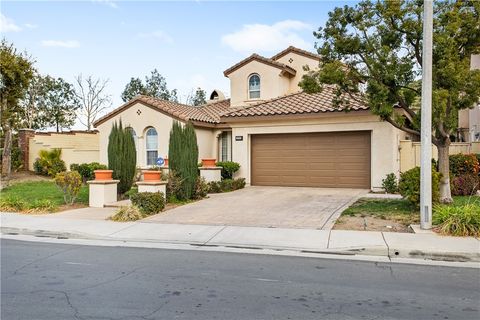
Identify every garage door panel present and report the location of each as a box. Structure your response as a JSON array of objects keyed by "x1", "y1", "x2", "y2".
[{"x1": 251, "y1": 131, "x2": 371, "y2": 188}]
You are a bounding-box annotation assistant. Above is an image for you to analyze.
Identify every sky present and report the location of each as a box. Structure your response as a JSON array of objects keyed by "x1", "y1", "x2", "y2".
[{"x1": 1, "y1": 0, "x2": 356, "y2": 129}]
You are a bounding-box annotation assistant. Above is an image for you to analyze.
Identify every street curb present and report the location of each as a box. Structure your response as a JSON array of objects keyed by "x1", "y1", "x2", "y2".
[{"x1": 2, "y1": 226, "x2": 479, "y2": 263}]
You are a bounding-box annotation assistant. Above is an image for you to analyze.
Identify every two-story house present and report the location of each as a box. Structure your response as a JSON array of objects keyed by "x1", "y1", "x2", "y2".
[{"x1": 93, "y1": 46, "x2": 414, "y2": 191}]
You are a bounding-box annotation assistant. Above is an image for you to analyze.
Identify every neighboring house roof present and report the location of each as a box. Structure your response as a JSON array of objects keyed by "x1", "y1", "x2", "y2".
[
  {"x1": 93, "y1": 95, "x2": 232, "y2": 127},
  {"x1": 271, "y1": 45, "x2": 322, "y2": 61},
  {"x1": 221, "y1": 87, "x2": 368, "y2": 120},
  {"x1": 223, "y1": 53, "x2": 297, "y2": 77}
]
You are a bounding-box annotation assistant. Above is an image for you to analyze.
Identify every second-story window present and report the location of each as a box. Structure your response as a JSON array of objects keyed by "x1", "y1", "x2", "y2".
[{"x1": 248, "y1": 74, "x2": 260, "y2": 99}]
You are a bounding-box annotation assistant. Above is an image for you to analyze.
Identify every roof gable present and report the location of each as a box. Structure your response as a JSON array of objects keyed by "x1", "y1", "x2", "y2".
[
  {"x1": 223, "y1": 54, "x2": 296, "y2": 77},
  {"x1": 271, "y1": 46, "x2": 321, "y2": 61},
  {"x1": 93, "y1": 95, "x2": 231, "y2": 128}
]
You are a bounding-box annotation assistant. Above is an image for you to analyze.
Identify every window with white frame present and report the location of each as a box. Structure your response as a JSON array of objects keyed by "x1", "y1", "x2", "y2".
[
  {"x1": 145, "y1": 127, "x2": 158, "y2": 166},
  {"x1": 220, "y1": 131, "x2": 232, "y2": 162},
  {"x1": 248, "y1": 74, "x2": 260, "y2": 99}
]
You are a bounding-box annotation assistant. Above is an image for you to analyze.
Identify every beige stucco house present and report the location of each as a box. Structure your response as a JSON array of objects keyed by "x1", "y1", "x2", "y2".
[{"x1": 93, "y1": 47, "x2": 478, "y2": 191}]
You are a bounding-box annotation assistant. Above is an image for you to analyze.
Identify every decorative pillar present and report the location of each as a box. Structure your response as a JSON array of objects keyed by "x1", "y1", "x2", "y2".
[
  {"x1": 136, "y1": 181, "x2": 167, "y2": 199},
  {"x1": 199, "y1": 166, "x2": 222, "y2": 182},
  {"x1": 18, "y1": 129, "x2": 35, "y2": 171},
  {"x1": 87, "y1": 180, "x2": 119, "y2": 208}
]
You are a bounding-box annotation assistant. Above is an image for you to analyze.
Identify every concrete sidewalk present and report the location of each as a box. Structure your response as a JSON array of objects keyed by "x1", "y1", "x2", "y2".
[{"x1": 1, "y1": 212, "x2": 479, "y2": 262}]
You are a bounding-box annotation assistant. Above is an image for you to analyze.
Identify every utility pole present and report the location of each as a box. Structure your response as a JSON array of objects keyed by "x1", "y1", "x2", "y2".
[{"x1": 420, "y1": 0, "x2": 433, "y2": 229}]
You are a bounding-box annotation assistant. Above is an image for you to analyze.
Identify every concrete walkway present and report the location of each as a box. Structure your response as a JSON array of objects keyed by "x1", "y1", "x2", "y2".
[
  {"x1": 1, "y1": 212, "x2": 479, "y2": 263},
  {"x1": 145, "y1": 187, "x2": 367, "y2": 230}
]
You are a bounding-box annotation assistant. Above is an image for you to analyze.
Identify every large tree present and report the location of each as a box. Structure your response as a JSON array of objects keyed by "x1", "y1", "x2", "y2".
[
  {"x1": 75, "y1": 74, "x2": 112, "y2": 131},
  {"x1": 186, "y1": 87, "x2": 207, "y2": 106},
  {"x1": 0, "y1": 40, "x2": 35, "y2": 181},
  {"x1": 121, "y1": 69, "x2": 178, "y2": 102},
  {"x1": 38, "y1": 76, "x2": 79, "y2": 132},
  {"x1": 20, "y1": 72, "x2": 48, "y2": 129},
  {"x1": 300, "y1": 0, "x2": 480, "y2": 203}
]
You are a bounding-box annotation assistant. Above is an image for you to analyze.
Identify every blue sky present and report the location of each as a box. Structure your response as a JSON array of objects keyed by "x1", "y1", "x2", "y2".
[{"x1": 2, "y1": 0, "x2": 355, "y2": 128}]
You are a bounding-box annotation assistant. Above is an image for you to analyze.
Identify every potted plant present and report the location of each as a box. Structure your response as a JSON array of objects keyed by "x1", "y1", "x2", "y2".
[
  {"x1": 201, "y1": 158, "x2": 217, "y2": 167},
  {"x1": 143, "y1": 166, "x2": 162, "y2": 181},
  {"x1": 94, "y1": 169, "x2": 113, "y2": 180}
]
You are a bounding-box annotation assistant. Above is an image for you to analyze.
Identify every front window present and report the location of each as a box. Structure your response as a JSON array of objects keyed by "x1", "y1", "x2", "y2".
[
  {"x1": 145, "y1": 127, "x2": 158, "y2": 166},
  {"x1": 248, "y1": 74, "x2": 260, "y2": 99},
  {"x1": 220, "y1": 131, "x2": 232, "y2": 162}
]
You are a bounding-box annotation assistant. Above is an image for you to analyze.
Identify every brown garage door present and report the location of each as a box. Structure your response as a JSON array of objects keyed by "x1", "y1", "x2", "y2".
[{"x1": 251, "y1": 131, "x2": 371, "y2": 188}]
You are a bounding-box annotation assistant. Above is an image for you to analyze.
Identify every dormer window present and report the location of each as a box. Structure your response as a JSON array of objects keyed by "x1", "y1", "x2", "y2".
[{"x1": 248, "y1": 74, "x2": 260, "y2": 99}]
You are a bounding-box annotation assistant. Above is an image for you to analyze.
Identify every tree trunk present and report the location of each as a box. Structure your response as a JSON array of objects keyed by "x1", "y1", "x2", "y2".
[
  {"x1": 1, "y1": 124, "x2": 12, "y2": 186},
  {"x1": 437, "y1": 143, "x2": 453, "y2": 204}
]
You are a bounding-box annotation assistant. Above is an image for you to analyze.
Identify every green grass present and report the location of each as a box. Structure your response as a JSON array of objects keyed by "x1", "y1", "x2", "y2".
[
  {"x1": 342, "y1": 196, "x2": 476, "y2": 226},
  {"x1": 0, "y1": 180, "x2": 89, "y2": 212}
]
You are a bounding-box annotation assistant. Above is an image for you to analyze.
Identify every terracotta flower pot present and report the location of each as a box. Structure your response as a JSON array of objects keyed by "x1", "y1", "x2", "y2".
[
  {"x1": 94, "y1": 170, "x2": 113, "y2": 181},
  {"x1": 143, "y1": 170, "x2": 162, "y2": 181},
  {"x1": 164, "y1": 158, "x2": 169, "y2": 167},
  {"x1": 202, "y1": 158, "x2": 217, "y2": 167}
]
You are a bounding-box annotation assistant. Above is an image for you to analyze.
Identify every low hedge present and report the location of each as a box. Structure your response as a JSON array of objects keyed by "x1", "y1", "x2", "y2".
[
  {"x1": 70, "y1": 162, "x2": 108, "y2": 183},
  {"x1": 130, "y1": 192, "x2": 165, "y2": 215},
  {"x1": 398, "y1": 167, "x2": 441, "y2": 207},
  {"x1": 216, "y1": 161, "x2": 240, "y2": 179},
  {"x1": 207, "y1": 178, "x2": 246, "y2": 193}
]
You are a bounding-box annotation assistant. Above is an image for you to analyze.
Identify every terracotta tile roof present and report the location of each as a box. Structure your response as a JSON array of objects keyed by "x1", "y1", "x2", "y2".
[
  {"x1": 271, "y1": 46, "x2": 322, "y2": 61},
  {"x1": 223, "y1": 53, "x2": 296, "y2": 77},
  {"x1": 93, "y1": 95, "x2": 232, "y2": 127},
  {"x1": 221, "y1": 87, "x2": 369, "y2": 119}
]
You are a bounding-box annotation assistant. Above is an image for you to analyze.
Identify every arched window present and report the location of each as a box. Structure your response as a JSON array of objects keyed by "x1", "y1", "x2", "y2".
[
  {"x1": 145, "y1": 127, "x2": 158, "y2": 166},
  {"x1": 126, "y1": 127, "x2": 137, "y2": 149},
  {"x1": 248, "y1": 74, "x2": 260, "y2": 99}
]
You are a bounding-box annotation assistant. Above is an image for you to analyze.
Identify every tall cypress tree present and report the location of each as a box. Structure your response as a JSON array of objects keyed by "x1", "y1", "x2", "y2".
[
  {"x1": 107, "y1": 120, "x2": 136, "y2": 194},
  {"x1": 168, "y1": 121, "x2": 198, "y2": 200}
]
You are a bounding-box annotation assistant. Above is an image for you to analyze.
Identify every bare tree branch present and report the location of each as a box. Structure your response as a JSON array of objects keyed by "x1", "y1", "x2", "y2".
[{"x1": 74, "y1": 75, "x2": 112, "y2": 131}]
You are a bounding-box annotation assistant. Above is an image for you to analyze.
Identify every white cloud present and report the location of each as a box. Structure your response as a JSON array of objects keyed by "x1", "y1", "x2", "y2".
[
  {"x1": 138, "y1": 30, "x2": 173, "y2": 43},
  {"x1": 25, "y1": 23, "x2": 38, "y2": 29},
  {"x1": 41, "y1": 40, "x2": 80, "y2": 48},
  {"x1": 92, "y1": 0, "x2": 118, "y2": 9},
  {"x1": 0, "y1": 14, "x2": 21, "y2": 32},
  {"x1": 222, "y1": 20, "x2": 312, "y2": 53}
]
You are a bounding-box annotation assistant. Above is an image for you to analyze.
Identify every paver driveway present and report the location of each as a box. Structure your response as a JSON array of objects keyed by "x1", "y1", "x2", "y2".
[{"x1": 145, "y1": 186, "x2": 368, "y2": 230}]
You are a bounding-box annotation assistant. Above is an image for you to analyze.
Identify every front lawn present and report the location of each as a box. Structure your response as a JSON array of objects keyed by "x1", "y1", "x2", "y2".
[
  {"x1": 0, "y1": 180, "x2": 89, "y2": 213},
  {"x1": 335, "y1": 196, "x2": 476, "y2": 233}
]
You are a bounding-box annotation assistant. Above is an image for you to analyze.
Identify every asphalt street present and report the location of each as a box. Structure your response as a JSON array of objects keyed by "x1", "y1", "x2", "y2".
[{"x1": 1, "y1": 239, "x2": 479, "y2": 320}]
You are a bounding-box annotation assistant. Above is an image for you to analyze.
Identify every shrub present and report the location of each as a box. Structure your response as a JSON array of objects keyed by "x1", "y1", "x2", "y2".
[
  {"x1": 194, "y1": 176, "x2": 209, "y2": 199},
  {"x1": 125, "y1": 186, "x2": 138, "y2": 199},
  {"x1": 70, "y1": 162, "x2": 108, "y2": 183},
  {"x1": 0, "y1": 196, "x2": 56, "y2": 213},
  {"x1": 168, "y1": 121, "x2": 199, "y2": 200},
  {"x1": 433, "y1": 203, "x2": 480, "y2": 237},
  {"x1": 110, "y1": 206, "x2": 144, "y2": 222},
  {"x1": 398, "y1": 167, "x2": 441, "y2": 206},
  {"x1": 207, "y1": 178, "x2": 246, "y2": 193},
  {"x1": 130, "y1": 192, "x2": 165, "y2": 215},
  {"x1": 166, "y1": 170, "x2": 184, "y2": 201},
  {"x1": 449, "y1": 154, "x2": 480, "y2": 177},
  {"x1": 382, "y1": 173, "x2": 398, "y2": 194},
  {"x1": 34, "y1": 149, "x2": 66, "y2": 176},
  {"x1": 108, "y1": 120, "x2": 137, "y2": 194},
  {"x1": 54, "y1": 171, "x2": 82, "y2": 205},
  {"x1": 232, "y1": 178, "x2": 246, "y2": 190},
  {"x1": 11, "y1": 146, "x2": 23, "y2": 171},
  {"x1": 216, "y1": 161, "x2": 240, "y2": 180},
  {"x1": 451, "y1": 174, "x2": 480, "y2": 196},
  {"x1": 0, "y1": 196, "x2": 27, "y2": 211}
]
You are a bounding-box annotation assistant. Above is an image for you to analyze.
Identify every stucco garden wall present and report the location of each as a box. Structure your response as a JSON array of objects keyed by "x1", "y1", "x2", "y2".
[
  {"x1": 229, "y1": 112, "x2": 403, "y2": 191},
  {"x1": 399, "y1": 140, "x2": 480, "y2": 172},
  {"x1": 26, "y1": 130, "x2": 99, "y2": 171},
  {"x1": 95, "y1": 102, "x2": 216, "y2": 168}
]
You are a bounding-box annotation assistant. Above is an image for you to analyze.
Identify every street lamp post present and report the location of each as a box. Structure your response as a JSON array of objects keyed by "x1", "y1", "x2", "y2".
[{"x1": 420, "y1": 0, "x2": 433, "y2": 229}]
